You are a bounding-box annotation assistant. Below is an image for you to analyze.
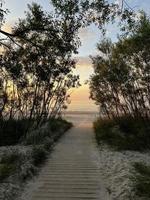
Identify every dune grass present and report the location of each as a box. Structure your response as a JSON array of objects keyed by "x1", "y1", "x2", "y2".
[
  {"x1": 94, "y1": 115, "x2": 150, "y2": 151},
  {"x1": 0, "y1": 151, "x2": 20, "y2": 181},
  {"x1": 0, "y1": 118, "x2": 72, "y2": 146},
  {"x1": 0, "y1": 119, "x2": 30, "y2": 146},
  {"x1": 25, "y1": 118, "x2": 72, "y2": 145},
  {"x1": 133, "y1": 162, "x2": 150, "y2": 198}
]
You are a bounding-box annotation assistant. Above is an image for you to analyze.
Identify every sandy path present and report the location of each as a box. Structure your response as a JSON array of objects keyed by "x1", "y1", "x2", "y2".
[{"x1": 21, "y1": 115, "x2": 110, "y2": 200}]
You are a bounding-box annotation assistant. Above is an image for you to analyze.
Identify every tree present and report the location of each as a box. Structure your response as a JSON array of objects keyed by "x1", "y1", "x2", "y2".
[
  {"x1": 0, "y1": 0, "x2": 134, "y2": 48},
  {"x1": 0, "y1": 3, "x2": 79, "y2": 129},
  {"x1": 0, "y1": 0, "x2": 134, "y2": 126},
  {"x1": 90, "y1": 12, "x2": 150, "y2": 120}
]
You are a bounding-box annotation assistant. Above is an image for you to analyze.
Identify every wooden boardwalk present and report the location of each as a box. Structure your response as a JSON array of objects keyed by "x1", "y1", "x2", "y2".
[{"x1": 21, "y1": 118, "x2": 109, "y2": 200}]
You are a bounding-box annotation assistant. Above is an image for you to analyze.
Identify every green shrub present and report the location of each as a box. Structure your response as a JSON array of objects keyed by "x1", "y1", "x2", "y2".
[
  {"x1": 0, "y1": 119, "x2": 30, "y2": 146},
  {"x1": 0, "y1": 164, "x2": 16, "y2": 181},
  {"x1": 1, "y1": 152, "x2": 20, "y2": 164},
  {"x1": 32, "y1": 146, "x2": 48, "y2": 166},
  {"x1": 25, "y1": 127, "x2": 51, "y2": 145},
  {"x1": 48, "y1": 118, "x2": 72, "y2": 133},
  {"x1": 25, "y1": 118, "x2": 72, "y2": 145},
  {"x1": 94, "y1": 116, "x2": 150, "y2": 150},
  {"x1": 133, "y1": 162, "x2": 150, "y2": 198},
  {"x1": 43, "y1": 137, "x2": 54, "y2": 151},
  {"x1": 0, "y1": 151, "x2": 21, "y2": 181},
  {"x1": 19, "y1": 163, "x2": 37, "y2": 181}
]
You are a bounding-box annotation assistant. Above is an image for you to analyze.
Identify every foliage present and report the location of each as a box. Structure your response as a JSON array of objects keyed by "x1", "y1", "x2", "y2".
[
  {"x1": 25, "y1": 118, "x2": 72, "y2": 145},
  {"x1": 25, "y1": 125, "x2": 52, "y2": 145},
  {"x1": 0, "y1": 0, "x2": 134, "y2": 40},
  {"x1": 94, "y1": 116, "x2": 150, "y2": 150},
  {"x1": 0, "y1": 118, "x2": 70, "y2": 183},
  {"x1": 90, "y1": 13, "x2": 150, "y2": 120},
  {"x1": 0, "y1": 3, "x2": 79, "y2": 132},
  {"x1": 94, "y1": 118, "x2": 122, "y2": 147},
  {"x1": 48, "y1": 118, "x2": 72, "y2": 132},
  {"x1": 0, "y1": 0, "x2": 135, "y2": 137},
  {"x1": 0, "y1": 117, "x2": 71, "y2": 146},
  {"x1": 51, "y1": 0, "x2": 134, "y2": 31},
  {"x1": 0, "y1": 151, "x2": 21, "y2": 181},
  {"x1": 0, "y1": 164, "x2": 15, "y2": 181},
  {"x1": 19, "y1": 162, "x2": 36, "y2": 181},
  {"x1": 133, "y1": 162, "x2": 150, "y2": 198},
  {"x1": 0, "y1": 0, "x2": 8, "y2": 28},
  {"x1": 0, "y1": 118, "x2": 30, "y2": 146},
  {"x1": 32, "y1": 145, "x2": 48, "y2": 166},
  {"x1": 1, "y1": 151, "x2": 20, "y2": 164}
]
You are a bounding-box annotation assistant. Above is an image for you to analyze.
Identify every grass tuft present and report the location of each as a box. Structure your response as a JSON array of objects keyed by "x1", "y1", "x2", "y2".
[
  {"x1": 32, "y1": 146, "x2": 48, "y2": 166},
  {"x1": 0, "y1": 164, "x2": 16, "y2": 181},
  {"x1": 25, "y1": 118, "x2": 72, "y2": 145},
  {"x1": 133, "y1": 162, "x2": 150, "y2": 198},
  {"x1": 0, "y1": 152, "x2": 21, "y2": 181}
]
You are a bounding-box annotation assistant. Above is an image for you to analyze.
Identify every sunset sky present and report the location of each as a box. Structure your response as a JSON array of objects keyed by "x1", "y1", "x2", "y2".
[{"x1": 2, "y1": 0, "x2": 150, "y2": 111}]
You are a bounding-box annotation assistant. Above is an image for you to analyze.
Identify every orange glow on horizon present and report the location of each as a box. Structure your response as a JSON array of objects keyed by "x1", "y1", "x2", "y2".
[{"x1": 68, "y1": 84, "x2": 98, "y2": 112}]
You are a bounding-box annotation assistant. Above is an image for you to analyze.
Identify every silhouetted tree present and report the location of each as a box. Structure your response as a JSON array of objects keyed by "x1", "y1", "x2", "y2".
[
  {"x1": 0, "y1": 0, "x2": 134, "y2": 130},
  {"x1": 0, "y1": 3, "x2": 79, "y2": 128},
  {"x1": 90, "y1": 13, "x2": 150, "y2": 120}
]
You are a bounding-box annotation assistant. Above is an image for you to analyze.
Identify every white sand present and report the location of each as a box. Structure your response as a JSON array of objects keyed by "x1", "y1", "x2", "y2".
[{"x1": 98, "y1": 145, "x2": 150, "y2": 200}]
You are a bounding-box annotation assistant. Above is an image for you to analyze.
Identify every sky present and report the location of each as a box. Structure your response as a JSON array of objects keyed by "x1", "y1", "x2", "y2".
[{"x1": 2, "y1": 0, "x2": 150, "y2": 111}]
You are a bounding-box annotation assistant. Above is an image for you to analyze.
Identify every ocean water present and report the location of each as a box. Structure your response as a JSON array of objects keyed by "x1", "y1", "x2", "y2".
[{"x1": 63, "y1": 111, "x2": 99, "y2": 126}]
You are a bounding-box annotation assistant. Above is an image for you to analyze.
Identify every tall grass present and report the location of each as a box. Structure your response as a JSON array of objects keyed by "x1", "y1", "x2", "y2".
[
  {"x1": 25, "y1": 118, "x2": 72, "y2": 145},
  {"x1": 0, "y1": 119, "x2": 30, "y2": 146},
  {"x1": 94, "y1": 115, "x2": 150, "y2": 151},
  {"x1": 0, "y1": 117, "x2": 72, "y2": 146},
  {"x1": 133, "y1": 162, "x2": 150, "y2": 198},
  {"x1": 0, "y1": 151, "x2": 21, "y2": 181}
]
